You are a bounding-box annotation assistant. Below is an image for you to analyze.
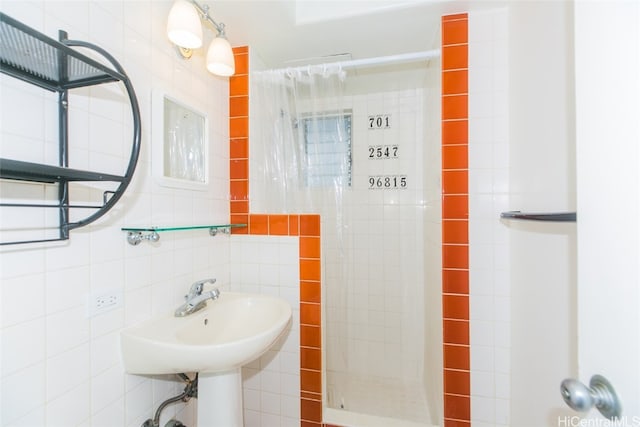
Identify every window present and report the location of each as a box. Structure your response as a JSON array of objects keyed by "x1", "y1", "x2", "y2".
[{"x1": 302, "y1": 113, "x2": 352, "y2": 188}]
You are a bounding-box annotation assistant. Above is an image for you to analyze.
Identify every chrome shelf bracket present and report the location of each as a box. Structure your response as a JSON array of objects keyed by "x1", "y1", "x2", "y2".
[
  {"x1": 126, "y1": 231, "x2": 160, "y2": 246},
  {"x1": 209, "y1": 226, "x2": 231, "y2": 236}
]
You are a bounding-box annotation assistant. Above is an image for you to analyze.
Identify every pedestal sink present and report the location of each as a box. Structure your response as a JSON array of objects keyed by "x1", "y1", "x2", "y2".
[{"x1": 120, "y1": 291, "x2": 292, "y2": 426}]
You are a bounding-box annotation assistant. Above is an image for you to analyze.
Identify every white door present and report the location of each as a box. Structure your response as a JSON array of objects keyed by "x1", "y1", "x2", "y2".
[{"x1": 574, "y1": 0, "x2": 640, "y2": 422}]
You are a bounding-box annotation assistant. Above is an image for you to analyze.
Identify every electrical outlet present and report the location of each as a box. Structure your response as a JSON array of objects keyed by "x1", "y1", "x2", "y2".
[{"x1": 87, "y1": 288, "x2": 123, "y2": 318}]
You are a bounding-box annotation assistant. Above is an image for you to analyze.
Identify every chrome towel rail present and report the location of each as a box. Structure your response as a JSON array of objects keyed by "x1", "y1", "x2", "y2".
[{"x1": 500, "y1": 211, "x2": 577, "y2": 222}]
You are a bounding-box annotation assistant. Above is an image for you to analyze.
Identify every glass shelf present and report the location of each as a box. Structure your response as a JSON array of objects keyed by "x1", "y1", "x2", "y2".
[
  {"x1": 122, "y1": 224, "x2": 247, "y2": 245},
  {"x1": 122, "y1": 224, "x2": 247, "y2": 232}
]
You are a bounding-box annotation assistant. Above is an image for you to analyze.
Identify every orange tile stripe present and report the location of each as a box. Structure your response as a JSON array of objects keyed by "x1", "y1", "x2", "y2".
[
  {"x1": 442, "y1": 13, "x2": 471, "y2": 427},
  {"x1": 229, "y1": 48, "x2": 324, "y2": 427},
  {"x1": 230, "y1": 47, "x2": 249, "y2": 234}
]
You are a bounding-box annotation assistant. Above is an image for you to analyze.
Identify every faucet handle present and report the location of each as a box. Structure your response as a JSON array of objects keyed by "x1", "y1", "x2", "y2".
[{"x1": 186, "y1": 278, "x2": 216, "y2": 298}]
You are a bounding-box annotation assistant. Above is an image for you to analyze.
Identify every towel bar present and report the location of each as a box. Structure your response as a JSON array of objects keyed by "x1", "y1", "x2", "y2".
[{"x1": 500, "y1": 211, "x2": 577, "y2": 222}]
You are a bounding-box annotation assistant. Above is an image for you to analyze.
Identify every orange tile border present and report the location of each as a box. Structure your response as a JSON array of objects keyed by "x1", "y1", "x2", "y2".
[
  {"x1": 442, "y1": 195, "x2": 469, "y2": 220},
  {"x1": 444, "y1": 344, "x2": 470, "y2": 370},
  {"x1": 229, "y1": 74, "x2": 248, "y2": 96},
  {"x1": 443, "y1": 120, "x2": 468, "y2": 145},
  {"x1": 230, "y1": 200, "x2": 249, "y2": 215},
  {"x1": 444, "y1": 369, "x2": 471, "y2": 395},
  {"x1": 442, "y1": 145, "x2": 469, "y2": 171},
  {"x1": 442, "y1": 170, "x2": 469, "y2": 194},
  {"x1": 249, "y1": 214, "x2": 268, "y2": 234},
  {"x1": 233, "y1": 51, "x2": 249, "y2": 74},
  {"x1": 442, "y1": 45, "x2": 469, "y2": 70},
  {"x1": 444, "y1": 394, "x2": 471, "y2": 421},
  {"x1": 443, "y1": 319, "x2": 470, "y2": 345},
  {"x1": 232, "y1": 46, "x2": 248, "y2": 54},
  {"x1": 302, "y1": 391, "x2": 321, "y2": 401},
  {"x1": 442, "y1": 269, "x2": 469, "y2": 294},
  {"x1": 443, "y1": 245, "x2": 469, "y2": 270},
  {"x1": 300, "y1": 215, "x2": 321, "y2": 236},
  {"x1": 301, "y1": 369, "x2": 322, "y2": 394},
  {"x1": 443, "y1": 220, "x2": 469, "y2": 245},
  {"x1": 288, "y1": 215, "x2": 299, "y2": 236},
  {"x1": 442, "y1": 19, "x2": 469, "y2": 45},
  {"x1": 442, "y1": 94, "x2": 468, "y2": 120},
  {"x1": 443, "y1": 294, "x2": 470, "y2": 320},
  {"x1": 229, "y1": 96, "x2": 249, "y2": 117},
  {"x1": 301, "y1": 347, "x2": 322, "y2": 371},
  {"x1": 230, "y1": 117, "x2": 249, "y2": 138},
  {"x1": 300, "y1": 281, "x2": 321, "y2": 304},
  {"x1": 442, "y1": 13, "x2": 470, "y2": 426},
  {"x1": 300, "y1": 258, "x2": 321, "y2": 281},
  {"x1": 230, "y1": 138, "x2": 249, "y2": 158},
  {"x1": 443, "y1": 70, "x2": 469, "y2": 95},
  {"x1": 300, "y1": 302, "x2": 321, "y2": 326},
  {"x1": 300, "y1": 236, "x2": 321, "y2": 258},
  {"x1": 230, "y1": 159, "x2": 248, "y2": 180},
  {"x1": 269, "y1": 214, "x2": 290, "y2": 235},
  {"x1": 301, "y1": 398, "x2": 323, "y2": 423},
  {"x1": 229, "y1": 180, "x2": 248, "y2": 201},
  {"x1": 442, "y1": 13, "x2": 469, "y2": 22},
  {"x1": 301, "y1": 325, "x2": 322, "y2": 348}
]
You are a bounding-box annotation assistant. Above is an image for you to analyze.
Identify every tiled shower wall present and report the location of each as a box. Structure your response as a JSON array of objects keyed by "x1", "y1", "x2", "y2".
[{"x1": 232, "y1": 9, "x2": 511, "y2": 427}]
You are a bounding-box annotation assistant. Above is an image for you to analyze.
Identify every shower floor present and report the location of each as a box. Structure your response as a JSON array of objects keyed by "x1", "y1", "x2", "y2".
[{"x1": 326, "y1": 371, "x2": 432, "y2": 425}]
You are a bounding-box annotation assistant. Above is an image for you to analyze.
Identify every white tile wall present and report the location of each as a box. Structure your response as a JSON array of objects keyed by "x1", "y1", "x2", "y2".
[
  {"x1": 468, "y1": 7, "x2": 511, "y2": 427},
  {"x1": 0, "y1": 1, "x2": 232, "y2": 426},
  {"x1": 335, "y1": 88, "x2": 426, "y2": 383},
  {"x1": 229, "y1": 235, "x2": 301, "y2": 427},
  {"x1": 249, "y1": 68, "x2": 429, "y2": 389}
]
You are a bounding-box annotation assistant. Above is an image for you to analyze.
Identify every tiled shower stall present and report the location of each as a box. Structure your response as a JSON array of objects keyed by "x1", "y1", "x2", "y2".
[{"x1": 228, "y1": 9, "x2": 511, "y2": 427}]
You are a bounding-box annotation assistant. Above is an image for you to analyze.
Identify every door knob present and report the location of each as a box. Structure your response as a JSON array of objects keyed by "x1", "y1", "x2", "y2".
[{"x1": 560, "y1": 375, "x2": 621, "y2": 419}]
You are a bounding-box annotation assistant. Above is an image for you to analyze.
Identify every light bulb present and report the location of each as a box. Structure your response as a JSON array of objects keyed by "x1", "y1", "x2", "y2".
[
  {"x1": 206, "y1": 36, "x2": 235, "y2": 77},
  {"x1": 166, "y1": 0, "x2": 203, "y2": 49}
]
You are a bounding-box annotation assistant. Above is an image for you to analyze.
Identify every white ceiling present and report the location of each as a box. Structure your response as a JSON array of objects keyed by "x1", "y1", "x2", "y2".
[{"x1": 210, "y1": 0, "x2": 477, "y2": 69}]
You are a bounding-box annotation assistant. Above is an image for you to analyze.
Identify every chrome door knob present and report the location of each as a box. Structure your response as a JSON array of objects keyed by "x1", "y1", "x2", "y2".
[{"x1": 560, "y1": 375, "x2": 621, "y2": 419}]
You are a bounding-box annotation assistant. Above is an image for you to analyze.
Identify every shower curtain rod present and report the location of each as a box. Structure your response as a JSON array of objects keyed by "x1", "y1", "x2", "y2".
[{"x1": 266, "y1": 49, "x2": 441, "y2": 74}]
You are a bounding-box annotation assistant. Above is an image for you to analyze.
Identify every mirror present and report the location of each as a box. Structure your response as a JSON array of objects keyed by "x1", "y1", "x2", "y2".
[{"x1": 153, "y1": 90, "x2": 209, "y2": 190}]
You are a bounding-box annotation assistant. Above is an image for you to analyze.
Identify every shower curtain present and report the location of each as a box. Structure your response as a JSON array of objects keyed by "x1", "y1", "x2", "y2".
[
  {"x1": 252, "y1": 62, "x2": 353, "y2": 401},
  {"x1": 251, "y1": 64, "x2": 349, "y2": 214},
  {"x1": 251, "y1": 62, "x2": 430, "y2": 422}
]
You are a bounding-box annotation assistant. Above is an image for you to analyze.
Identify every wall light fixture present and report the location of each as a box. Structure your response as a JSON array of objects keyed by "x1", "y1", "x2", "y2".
[{"x1": 166, "y1": 0, "x2": 235, "y2": 77}]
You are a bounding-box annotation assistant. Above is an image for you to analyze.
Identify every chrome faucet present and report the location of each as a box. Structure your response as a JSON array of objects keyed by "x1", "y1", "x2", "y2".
[{"x1": 174, "y1": 278, "x2": 220, "y2": 317}]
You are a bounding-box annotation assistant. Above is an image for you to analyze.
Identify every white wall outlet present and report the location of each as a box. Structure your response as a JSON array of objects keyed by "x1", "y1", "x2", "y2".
[{"x1": 87, "y1": 288, "x2": 123, "y2": 318}]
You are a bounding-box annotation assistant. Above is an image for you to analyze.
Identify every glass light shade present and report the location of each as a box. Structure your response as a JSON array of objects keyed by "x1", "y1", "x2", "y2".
[
  {"x1": 166, "y1": 0, "x2": 203, "y2": 49},
  {"x1": 206, "y1": 36, "x2": 235, "y2": 77}
]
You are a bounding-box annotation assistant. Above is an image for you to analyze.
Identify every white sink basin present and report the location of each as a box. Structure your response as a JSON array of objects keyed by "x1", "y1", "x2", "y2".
[{"x1": 120, "y1": 291, "x2": 292, "y2": 374}]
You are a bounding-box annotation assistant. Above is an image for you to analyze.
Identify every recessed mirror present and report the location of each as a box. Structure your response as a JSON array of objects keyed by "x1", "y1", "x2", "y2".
[{"x1": 153, "y1": 90, "x2": 209, "y2": 190}]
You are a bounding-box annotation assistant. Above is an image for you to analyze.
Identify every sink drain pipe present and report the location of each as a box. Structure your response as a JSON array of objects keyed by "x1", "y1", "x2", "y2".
[{"x1": 142, "y1": 373, "x2": 198, "y2": 427}]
